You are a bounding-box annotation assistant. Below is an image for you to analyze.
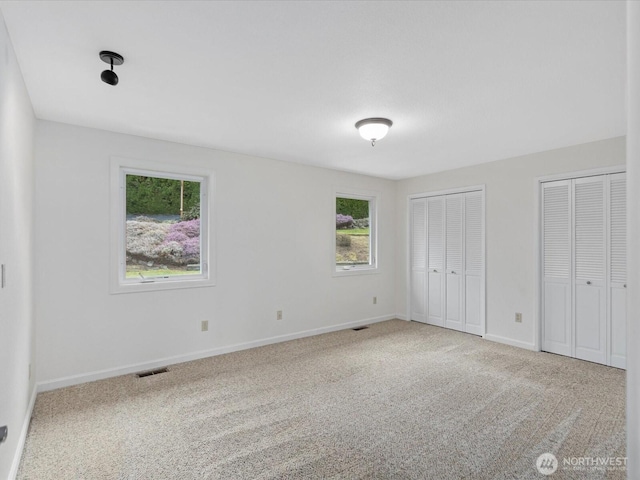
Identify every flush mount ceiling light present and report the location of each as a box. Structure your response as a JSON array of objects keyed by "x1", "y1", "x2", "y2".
[
  {"x1": 355, "y1": 118, "x2": 393, "y2": 146},
  {"x1": 99, "y1": 51, "x2": 124, "y2": 86}
]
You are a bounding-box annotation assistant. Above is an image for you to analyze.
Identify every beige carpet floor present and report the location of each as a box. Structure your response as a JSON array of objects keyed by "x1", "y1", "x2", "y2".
[{"x1": 18, "y1": 320, "x2": 626, "y2": 479}]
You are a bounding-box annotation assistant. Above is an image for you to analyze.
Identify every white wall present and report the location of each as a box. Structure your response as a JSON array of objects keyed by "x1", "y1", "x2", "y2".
[
  {"x1": 34, "y1": 125, "x2": 626, "y2": 388},
  {"x1": 627, "y1": 0, "x2": 640, "y2": 475},
  {"x1": 395, "y1": 137, "x2": 625, "y2": 348},
  {"x1": 0, "y1": 11, "x2": 36, "y2": 480},
  {"x1": 34, "y1": 121, "x2": 396, "y2": 387}
]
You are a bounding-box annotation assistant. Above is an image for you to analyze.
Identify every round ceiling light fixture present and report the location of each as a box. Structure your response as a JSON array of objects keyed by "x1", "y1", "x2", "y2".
[
  {"x1": 355, "y1": 117, "x2": 393, "y2": 146},
  {"x1": 99, "y1": 51, "x2": 124, "y2": 86}
]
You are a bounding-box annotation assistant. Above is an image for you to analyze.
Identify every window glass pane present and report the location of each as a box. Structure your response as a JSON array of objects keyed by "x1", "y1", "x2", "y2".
[
  {"x1": 126, "y1": 174, "x2": 201, "y2": 278},
  {"x1": 336, "y1": 197, "x2": 370, "y2": 266}
]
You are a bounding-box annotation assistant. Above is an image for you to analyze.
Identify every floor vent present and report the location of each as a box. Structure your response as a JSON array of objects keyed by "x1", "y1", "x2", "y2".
[
  {"x1": 352, "y1": 326, "x2": 369, "y2": 331},
  {"x1": 136, "y1": 367, "x2": 168, "y2": 378}
]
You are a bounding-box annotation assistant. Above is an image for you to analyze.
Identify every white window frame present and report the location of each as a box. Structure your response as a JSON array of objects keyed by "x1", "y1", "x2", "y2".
[
  {"x1": 109, "y1": 156, "x2": 216, "y2": 294},
  {"x1": 333, "y1": 188, "x2": 379, "y2": 276}
]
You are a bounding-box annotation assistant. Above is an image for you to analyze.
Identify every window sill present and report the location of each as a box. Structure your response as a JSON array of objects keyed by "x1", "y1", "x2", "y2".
[
  {"x1": 333, "y1": 266, "x2": 380, "y2": 277},
  {"x1": 110, "y1": 277, "x2": 215, "y2": 294}
]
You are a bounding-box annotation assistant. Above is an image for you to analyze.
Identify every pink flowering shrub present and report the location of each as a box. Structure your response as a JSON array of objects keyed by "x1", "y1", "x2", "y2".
[
  {"x1": 169, "y1": 219, "x2": 200, "y2": 238},
  {"x1": 160, "y1": 219, "x2": 200, "y2": 263},
  {"x1": 336, "y1": 214, "x2": 353, "y2": 229},
  {"x1": 126, "y1": 218, "x2": 200, "y2": 265},
  {"x1": 182, "y1": 237, "x2": 200, "y2": 257}
]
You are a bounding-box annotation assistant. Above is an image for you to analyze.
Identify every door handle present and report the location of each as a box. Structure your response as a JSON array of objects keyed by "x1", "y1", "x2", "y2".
[
  {"x1": 433, "y1": 269, "x2": 437, "y2": 273},
  {"x1": 451, "y1": 271, "x2": 456, "y2": 274},
  {"x1": 586, "y1": 281, "x2": 591, "y2": 285},
  {"x1": 624, "y1": 284, "x2": 627, "y2": 288}
]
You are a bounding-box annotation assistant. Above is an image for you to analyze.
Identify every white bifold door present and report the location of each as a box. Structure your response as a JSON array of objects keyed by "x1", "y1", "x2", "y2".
[
  {"x1": 541, "y1": 173, "x2": 626, "y2": 368},
  {"x1": 410, "y1": 190, "x2": 485, "y2": 335},
  {"x1": 427, "y1": 197, "x2": 444, "y2": 326},
  {"x1": 609, "y1": 174, "x2": 627, "y2": 368}
]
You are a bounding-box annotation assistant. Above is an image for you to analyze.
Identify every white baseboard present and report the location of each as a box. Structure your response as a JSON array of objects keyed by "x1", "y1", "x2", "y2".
[
  {"x1": 9, "y1": 386, "x2": 37, "y2": 480},
  {"x1": 395, "y1": 314, "x2": 408, "y2": 321},
  {"x1": 37, "y1": 314, "x2": 398, "y2": 393},
  {"x1": 483, "y1": 333, "x2": 537, "y2": 351}
]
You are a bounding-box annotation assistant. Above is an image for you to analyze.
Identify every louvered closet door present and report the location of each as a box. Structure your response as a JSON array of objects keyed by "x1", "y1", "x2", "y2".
[
  {"x1": 445, "y1": 194, "x2": 464, "y2": 331},
  {"x1": 410, "y1": 199, "x2": 427, "y2": 323},
  {"x1": 464, "y1": 191, "x2": 484, "y2": 335},
  {"x1": 573, "y1": 176, "x2": 607, "y2": 365},
  {"x1": 542, "y1": 180, "x2": 572, "y2": 357},
  {"x1": 609, "y1": 173, "x2": 626, "y2": 368},
  {"x1": 427, "y1": 197, "x2": 445, "y2": 326}
]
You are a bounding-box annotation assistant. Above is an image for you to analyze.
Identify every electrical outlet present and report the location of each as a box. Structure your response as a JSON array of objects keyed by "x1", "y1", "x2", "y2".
[
  {"x1": 373, "y1": 296, "x2": 377, "y2": 305},
  {"x1": 515, "y1": 313, "x2": 522, "y2": 323},
  {"x1": 201, "y1": 320, "x2": 208, "y2": 332},
  {"x1": 277, "y1": 310, "x2": 283, "y2": 321}
]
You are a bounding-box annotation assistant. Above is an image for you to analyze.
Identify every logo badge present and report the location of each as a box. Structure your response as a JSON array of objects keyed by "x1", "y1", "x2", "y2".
[{"x1": 536, "y1": 453, "x2": 558, "y2": 475}]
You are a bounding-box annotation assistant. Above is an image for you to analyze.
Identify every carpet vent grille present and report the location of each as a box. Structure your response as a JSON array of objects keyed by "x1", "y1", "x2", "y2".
[
  {"x1": 136, "y1": 367, "x2": 168, "y2": 378},
  {"x1": 352, "y1": 326, "x2": 369, "y2": 331}
]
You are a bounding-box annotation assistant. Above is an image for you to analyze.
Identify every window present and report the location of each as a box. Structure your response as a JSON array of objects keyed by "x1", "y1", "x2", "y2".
[
  {"x1": 110, "y1": 157, "x2": 214, "y2": 293},
  {"x1": 334, "y1": 190, "x2": 377, "y2": 275}
]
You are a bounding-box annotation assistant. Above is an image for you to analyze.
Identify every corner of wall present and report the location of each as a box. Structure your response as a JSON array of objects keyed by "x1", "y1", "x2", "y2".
[{"x1": 0, "y1": 7, "x2": 37, "y2": 479}]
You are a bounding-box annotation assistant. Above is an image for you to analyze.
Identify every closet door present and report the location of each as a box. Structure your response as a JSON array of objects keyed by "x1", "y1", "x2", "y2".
[
  {"x1": 573, "y1": 176, "x2": 607, "y2": 365},
  {"x1": 542, "y1": 180, "x2": 572, "y2": 357},
  {"x1": 410, "y1": 199, "x2": 427, "y2": 323},
  {"x1": 427, "y1": 197, "x2": 444, "y2": 326},
  {"x1": 464, "y1": 191, "x2": 484, "y2": 335},
  {"x1": 609, "y1": 173, "x2": 626, "y2": 368},
  {"x1": 445, "y1": 194, "x2": 464, "y2": 331}
]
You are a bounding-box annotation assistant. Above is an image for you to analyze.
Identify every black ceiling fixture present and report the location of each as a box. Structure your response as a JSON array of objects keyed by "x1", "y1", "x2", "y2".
[{"x1": 99, "y1": 51, "x2": 124, "y2": 86}]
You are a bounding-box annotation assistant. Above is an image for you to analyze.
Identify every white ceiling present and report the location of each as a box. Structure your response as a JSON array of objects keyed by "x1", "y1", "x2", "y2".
[{"x1": 0, "y1": 1, "x2": 626, "y2": 180}]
